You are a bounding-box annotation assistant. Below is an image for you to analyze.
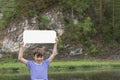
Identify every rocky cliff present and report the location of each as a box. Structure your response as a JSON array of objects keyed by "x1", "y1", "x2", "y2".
[{"x1": 0, "y1": 7, "x2": 83, "y2": 58}]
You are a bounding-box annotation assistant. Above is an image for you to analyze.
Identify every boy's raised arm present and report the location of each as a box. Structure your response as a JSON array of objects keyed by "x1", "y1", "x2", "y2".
[
  {"x1": 18, "y1": 42, "x2": 27, "y2": 64},
  {"x1": 48, "y1": 38, "x2": 58, "y2": 62}
]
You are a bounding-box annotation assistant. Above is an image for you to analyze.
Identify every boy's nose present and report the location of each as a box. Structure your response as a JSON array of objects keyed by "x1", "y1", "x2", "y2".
[{"x1": 37, "y1": 57, "x2": 42, "y2": 60}]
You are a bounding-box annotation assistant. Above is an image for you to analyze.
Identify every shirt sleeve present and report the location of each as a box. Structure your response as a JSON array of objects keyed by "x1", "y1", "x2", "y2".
[
  {"x1": 26, "y1": 60, "x2": 32, "y2": 69},
  {"x1": 44, "y1": 59, "x2": 50, "y2": 67}
]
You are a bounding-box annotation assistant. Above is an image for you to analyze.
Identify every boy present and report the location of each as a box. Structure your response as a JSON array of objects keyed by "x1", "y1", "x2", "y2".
[{"x1": 18, "y1": 39, "x2": 58, "y2": 80}]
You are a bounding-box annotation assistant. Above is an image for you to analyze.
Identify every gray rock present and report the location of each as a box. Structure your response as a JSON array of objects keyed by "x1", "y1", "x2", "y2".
[{"x1": 0, "y1": 54, "x2": 3, "y2": 58}]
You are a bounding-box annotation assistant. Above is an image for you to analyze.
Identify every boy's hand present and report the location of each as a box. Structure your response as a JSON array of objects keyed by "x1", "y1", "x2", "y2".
[
  {"x1": 55, "y1": 37, "x2": 58, "y2": 44},
  {"x1": 19, "y1": 42, "x2": 25, "y2": 48}
]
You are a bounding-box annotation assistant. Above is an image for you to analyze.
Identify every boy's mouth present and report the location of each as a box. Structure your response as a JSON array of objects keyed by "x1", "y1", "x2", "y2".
[{"x1": 36, "y1": 60, "x2": 42, "y2": 62}]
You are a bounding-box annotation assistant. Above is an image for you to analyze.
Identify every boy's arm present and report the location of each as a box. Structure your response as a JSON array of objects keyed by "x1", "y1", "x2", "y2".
[
  {"x1": 18, "y1": 42, "x2": 27, "y2": 64},
  {"x1": 48, "y1": 38, "x2": 58, "y2": 62}
]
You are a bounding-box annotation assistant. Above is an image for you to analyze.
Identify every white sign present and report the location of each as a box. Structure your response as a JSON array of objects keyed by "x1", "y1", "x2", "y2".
[{"x1": 23, "y1": 30, "x2": 56, "y2": 44}]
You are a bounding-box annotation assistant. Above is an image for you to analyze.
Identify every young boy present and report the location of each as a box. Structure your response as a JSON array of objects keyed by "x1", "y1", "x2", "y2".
[{"x1": 18, "y1": 39, "x2": 58, "y2": 80}]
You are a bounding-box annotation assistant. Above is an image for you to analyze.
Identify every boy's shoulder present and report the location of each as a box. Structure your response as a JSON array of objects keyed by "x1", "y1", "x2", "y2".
[
  {"x1": 43, "y1": 59, "x2": 50, "y2": 65},
  {"x1": 43, "y1": 59, "x2": 50, "y2": 62}
]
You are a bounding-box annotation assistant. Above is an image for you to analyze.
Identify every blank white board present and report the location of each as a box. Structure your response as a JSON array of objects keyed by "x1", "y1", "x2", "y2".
[{"x1": 23, "y1": 30, "x2": 56, "y2": 44}]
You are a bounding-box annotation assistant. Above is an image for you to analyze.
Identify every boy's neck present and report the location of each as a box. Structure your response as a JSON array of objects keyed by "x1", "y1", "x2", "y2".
[{"x1": 35, "y1": 61, "x2": 42, "y2": 64}]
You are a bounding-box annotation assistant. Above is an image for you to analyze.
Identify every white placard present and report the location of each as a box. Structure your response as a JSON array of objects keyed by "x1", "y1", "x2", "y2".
[{"x1": 23, "y1": 30, "x2": 56, "y2": 44}]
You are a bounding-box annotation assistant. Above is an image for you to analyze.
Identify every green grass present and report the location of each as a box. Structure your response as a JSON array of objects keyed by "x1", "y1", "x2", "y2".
[
  {"x1": 1, "y1": 68, "x2": 120, "y2": 76},
  {"x1": 0, "y1": 62, "x2": 25, "y2": 69},
  {"x1": 51, "y1": 60, "x2": 120, "y2": 68},
  {"x1": 0, "y1": 60, "x2": 120, "y2": 76},
  {"x1": 49, "y1": 68, "x2": 120, "y2": 75},
  {"x1": 0, "y1": 60, "x2": 120, "y2": 69}
]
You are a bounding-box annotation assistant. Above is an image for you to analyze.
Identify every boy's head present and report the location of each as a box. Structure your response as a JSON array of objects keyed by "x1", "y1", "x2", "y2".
[{"x1": 33, "y1": 48, "x2": 45, "y2": 63}]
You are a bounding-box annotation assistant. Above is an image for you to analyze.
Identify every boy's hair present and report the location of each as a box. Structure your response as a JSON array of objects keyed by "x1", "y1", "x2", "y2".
[{"x1": 33, "y1": 48, "x2": 45, "y2": 57}]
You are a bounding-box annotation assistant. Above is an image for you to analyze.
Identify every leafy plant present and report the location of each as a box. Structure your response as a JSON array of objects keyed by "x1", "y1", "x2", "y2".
[
  {"x1": 90, "y1": 44, "x2": 98, "y2": 54},
  {"x1": 38, "y1": 15, "x2": 50, "y2": 29}
]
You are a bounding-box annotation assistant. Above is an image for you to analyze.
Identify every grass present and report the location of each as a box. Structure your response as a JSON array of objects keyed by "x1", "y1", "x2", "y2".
[
  {"x1": 1, "y1": 68, "x2": 120, "y2": 76},
  {"x1": 50, "y1": 60, "x2": 120, "y2": 68},
  {"x1": 0, "y1": 60, "x2": 120, "y2": 69},
  {"x1": 0, "y1": 60, "x2": 120, "y2": 76}
]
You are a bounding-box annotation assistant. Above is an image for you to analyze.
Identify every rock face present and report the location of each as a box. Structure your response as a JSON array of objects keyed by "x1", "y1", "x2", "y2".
[
  {"x1": 1, "y1": 19, "x2": 35, "y2": 52},
  {"x1": 0, "y1": 7, "x2": 65, "y2": 53},
  {"x1": 0, "y1": 6, "x2": 84, "y2": 58}
]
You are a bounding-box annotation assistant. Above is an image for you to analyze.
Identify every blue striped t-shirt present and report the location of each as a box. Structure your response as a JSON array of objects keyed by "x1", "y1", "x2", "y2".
[{"x1": 26, "y1": 59, "x2": 50, "y2": 80}]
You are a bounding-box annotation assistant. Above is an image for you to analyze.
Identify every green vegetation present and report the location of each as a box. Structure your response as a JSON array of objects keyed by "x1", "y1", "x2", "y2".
[
  {"x1": 0, "y1": 56, "x2": 120, "y2": 75},
  {"x1": 0, "y1": 60, "x2": 120, "y2": 70},
  {"x1": 0, "y1": 0, "x2": 15, "y2": 29},
  {"x1": 59, "y1": 0, "x2": 120, "y2": 54},
  {"x1": 0, "y1": 60, "x2": 120, "y2": 76},
  {"x1": 38, "y1": 15, "x2": 50, "y2": 29}
]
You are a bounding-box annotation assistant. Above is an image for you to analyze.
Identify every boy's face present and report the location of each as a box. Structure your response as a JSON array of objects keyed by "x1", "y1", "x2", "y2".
[{"x1": 34, "y1": 54, "x2": 44, "y2": 64}]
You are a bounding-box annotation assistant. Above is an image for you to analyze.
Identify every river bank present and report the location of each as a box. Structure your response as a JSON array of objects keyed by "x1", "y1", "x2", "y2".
[{"x1": 0, "y1": 60, "x2": 120, "y2": 76}]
